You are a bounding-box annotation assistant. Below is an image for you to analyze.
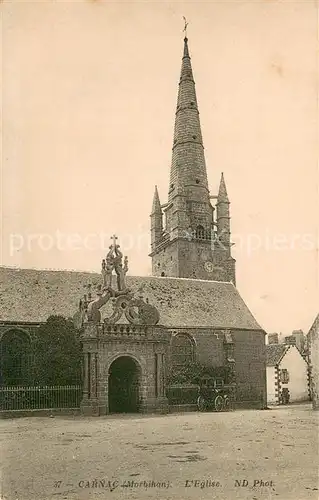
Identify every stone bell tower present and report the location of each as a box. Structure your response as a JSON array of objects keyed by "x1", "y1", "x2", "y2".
[{"x1": 150, "y1": 35, "x2": 236, "y2": 284}]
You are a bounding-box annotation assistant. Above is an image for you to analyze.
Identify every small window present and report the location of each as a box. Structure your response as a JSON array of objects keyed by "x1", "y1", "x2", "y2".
[
  {"x1": 161, "y1": 272, "x2": 165, "y2": 277},
  {"x1": 280, "y1": 369, "x2": 289, "y2": 384},
  {"x1": 195, "y1": 179, "x2": 200, "y2": 184},
  {"x1": 171, "y1": 334, "x2": 195, "y2": 368},
  {"x1": 195, "y1": 225, "x2": 205, "y2": 239}
]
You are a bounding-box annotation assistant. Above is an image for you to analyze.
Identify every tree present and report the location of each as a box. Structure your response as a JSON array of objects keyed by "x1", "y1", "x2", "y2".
[{"x1": 34, "y1": 316, "x2": 82, "y2": 385}]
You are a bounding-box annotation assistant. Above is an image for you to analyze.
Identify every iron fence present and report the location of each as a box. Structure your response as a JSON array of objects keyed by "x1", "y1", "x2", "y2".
[
  {"x1": 0, "y1": 385, "x2": 82, "y2": 411},
  {"x1": 166, "y1": 384, "x2": 199, "y2": 405}
]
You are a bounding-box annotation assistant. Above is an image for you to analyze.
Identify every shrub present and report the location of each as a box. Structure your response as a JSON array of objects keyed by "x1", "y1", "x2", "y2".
[
  {"x1": 34, "y1": 315, "x2": 82, "y2": 386},
  {"x1": 167, "y1": 362, "x2": 230, "y2": 385}
]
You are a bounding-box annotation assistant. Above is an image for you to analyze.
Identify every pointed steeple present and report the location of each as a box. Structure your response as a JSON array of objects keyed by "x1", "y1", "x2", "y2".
[
  {"x1": 150, "y1": 186, "x2": 163, "y2": 251},
  {"x1": 150, "y1": 33, "x2": 236, "y2": 284},
  {"x1": 152, "y1": 185, "x2": 162, "y2": 214},
  {"x1": 216, "y1": 172, "x2": 231, "y2": 257},
  {"x1": 169, "y1": 36, "x2": 209, "y2": 201},
  {"x1": 217, "y1": 172, "x2": 229, "y2": 203}
]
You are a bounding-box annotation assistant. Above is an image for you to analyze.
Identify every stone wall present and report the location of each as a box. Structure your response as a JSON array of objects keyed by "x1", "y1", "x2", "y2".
[
  {"x1": 151, "y1": 238, "x2": 230, "y2": 282},
  {"x1": 232, "y1": 330, "x2": 266, "y2": 408},
  {"x1": 151, "y1": 240, "x2": 179, "y2": 277},
  {"x1": 308, "y1": 316, "x2": 319, "y2": 410},
  {"x1": 168, "y1": 327, "x2": 266, "y2": 409},
  {"x1": 266, "y1": 366, "x2": 277, "y2": 404},
  {"x1": 311, "y1": 333, "x2": 319, "y2": 410},
  {"x1": 0, "y1": 321, "x2": 266, "y2": 411}
]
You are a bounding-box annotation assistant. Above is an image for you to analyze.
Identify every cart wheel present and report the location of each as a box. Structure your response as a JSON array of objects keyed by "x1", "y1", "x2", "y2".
[
  {"x1": 214, "y1": 395, "x2": 224, "y2": 412},
  {"x1": 197, "y1": 396, "x2": 207, "y2": 412},
  {"x1": 224, "y1": 397, "x2": 230, "y2": 411}
]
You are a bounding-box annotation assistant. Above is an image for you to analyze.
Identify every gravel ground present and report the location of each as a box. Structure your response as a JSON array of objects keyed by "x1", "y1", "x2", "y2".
[{"x1": 0, "y1": 404, "x2": 318, "y2": 500}]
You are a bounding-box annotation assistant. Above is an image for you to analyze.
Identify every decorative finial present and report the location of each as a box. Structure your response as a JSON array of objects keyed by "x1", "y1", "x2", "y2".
[{"x1": 183, "y1": 16, "x2": 189, "y2": 39}]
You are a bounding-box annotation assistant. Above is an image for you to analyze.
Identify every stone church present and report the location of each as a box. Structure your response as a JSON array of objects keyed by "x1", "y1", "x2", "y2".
[{"x1": 0, "y1": 36, "x2": 266, "y2": 414}]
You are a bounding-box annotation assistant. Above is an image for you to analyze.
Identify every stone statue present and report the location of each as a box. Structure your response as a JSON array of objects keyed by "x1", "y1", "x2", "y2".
[
  {"x1": 104, "y1": 294, "x2": 160, "y2": 326},
  {"x1": 86, "y1": 287, "x2": 110, "y2": 323},
  {"x1": 86, "y1": 286, "x2": 129, "y2": 324},
  {"x1": 102, "y1": 248, "x2": 115, "y2": 288},
  {"x1": 75, "y1": 234, "x2": 160, "y2": 328},
  {"x1": 113, "y1": 244, "x2": 128, "y2": 291},
  {"x1": 137, "y1": 298, "x2": 160, "y2": 325}
]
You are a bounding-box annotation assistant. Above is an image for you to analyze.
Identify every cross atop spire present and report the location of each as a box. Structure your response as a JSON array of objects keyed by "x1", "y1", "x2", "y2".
[{"x1": 182, "y1": 16, "x2": 189, "y2": 39}]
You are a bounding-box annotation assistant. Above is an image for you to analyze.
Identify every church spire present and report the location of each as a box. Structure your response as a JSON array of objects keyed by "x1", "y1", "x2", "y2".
[
  {"x1": 216, "y1": 172, "x2": 231, "y2": 257},
  {"x1": 150, "y1": 33, "x2": 235, "y2": 284},
  {"x1": 151, "y1": 185, "x2": 161, "y2": 214},
  {"x1": 217, "y1": 172, "x2": 229, "y2": 203},
  {"x1": 168, "y1": 35, "x2": 209, "y2": 201},
  {"x1": 150, "y1": 186, "x2": 163, "y2": 251}
]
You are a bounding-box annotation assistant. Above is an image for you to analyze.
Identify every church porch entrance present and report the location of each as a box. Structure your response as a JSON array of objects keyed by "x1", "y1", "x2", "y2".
[{"x1": 108, "y1": 356, "x2": 141, "y2": 413}]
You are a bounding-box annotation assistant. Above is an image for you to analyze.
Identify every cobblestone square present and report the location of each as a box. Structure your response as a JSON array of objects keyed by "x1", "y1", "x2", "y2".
[{"x1": 1, "y1": 404, "x2": 318, "y2": 500}]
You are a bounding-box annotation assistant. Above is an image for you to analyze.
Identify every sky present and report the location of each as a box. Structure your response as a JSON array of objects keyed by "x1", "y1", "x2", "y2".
[{"x1": 1, "y1": 0, "x2": 318, "y2": 335}]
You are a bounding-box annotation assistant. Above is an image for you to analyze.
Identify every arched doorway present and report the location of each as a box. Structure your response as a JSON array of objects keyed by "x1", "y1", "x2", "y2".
[{"x1": 108, "y1": 356, "x2": 141, "y2": 413}]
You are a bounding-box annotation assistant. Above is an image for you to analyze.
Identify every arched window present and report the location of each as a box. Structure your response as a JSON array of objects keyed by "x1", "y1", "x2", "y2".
[
  {"x1": 171, "y1": 334, "x2": 195, "y2": 368},
  {"x1": 0, "y1": 329, "x2": 32, "y2": 386},
  {"x1": 195, "y1": 225, "x2": 205, "y2": 240}
]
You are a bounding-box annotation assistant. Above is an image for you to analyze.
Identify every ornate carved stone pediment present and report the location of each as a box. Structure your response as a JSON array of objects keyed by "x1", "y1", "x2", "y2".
[
  {"x1": 75, "y1": 235, "x2": 160, "y2": 328},
  {"x1": 104, "y1": 294, "x2": 160, "y2": 326}
]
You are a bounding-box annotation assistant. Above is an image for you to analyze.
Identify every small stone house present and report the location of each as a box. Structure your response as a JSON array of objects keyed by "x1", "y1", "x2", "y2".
[{"x1": 266, "y1": 344, "x2": 309, "y2": 405}]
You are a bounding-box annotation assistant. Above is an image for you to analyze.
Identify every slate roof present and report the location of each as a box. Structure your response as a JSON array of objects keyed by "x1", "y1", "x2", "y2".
[
  {"x1": 266, "y1": 344, "x2": 289, "y2": 366},
  {"x1": 0, "y1": 267, "x2": 263, "y2": 331}
]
